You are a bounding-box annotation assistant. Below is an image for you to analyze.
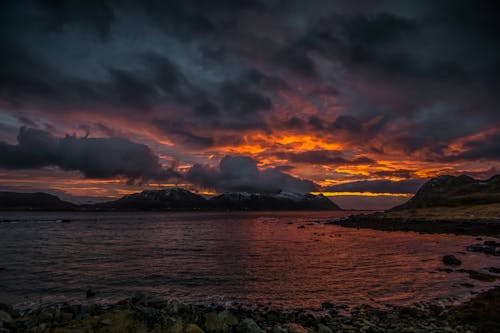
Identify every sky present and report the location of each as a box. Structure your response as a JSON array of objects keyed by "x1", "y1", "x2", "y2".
[{"x1": 1, "y1": 0, "x2": 499, "y2": 209}]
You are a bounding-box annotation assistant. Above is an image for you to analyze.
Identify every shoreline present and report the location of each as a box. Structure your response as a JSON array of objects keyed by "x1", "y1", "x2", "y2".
[
  {"x1": 1, "y1": 287, "x2": 499, "y2": 333},
  {"x1": 328, "y1": 214, "x2": 500, "y2": 237}
]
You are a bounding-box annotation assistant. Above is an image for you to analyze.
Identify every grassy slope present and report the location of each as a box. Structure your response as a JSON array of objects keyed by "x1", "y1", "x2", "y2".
[{"x1": 381, "y1": 203, "x2": 500, "y2": 221}]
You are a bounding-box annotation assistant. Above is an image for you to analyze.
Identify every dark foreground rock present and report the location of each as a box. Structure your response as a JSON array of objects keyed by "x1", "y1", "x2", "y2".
[
  {"x1": 443, "y1": 255, "x2": 462, "y2": 266},
  {"x1": 2, "y1": 287, "x2": 500, "y2": 333},
  {"x1": 466, "y1": 241, "x2": 500, "y2": 256}
]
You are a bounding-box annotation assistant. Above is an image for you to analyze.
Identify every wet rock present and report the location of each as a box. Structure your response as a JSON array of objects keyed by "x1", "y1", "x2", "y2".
[
  {"x1": 86, "y1": 288, "x2": 96, "y2": 298},
  {"x1": 467, "y1": 241, "x2": 500, "y2": 256},
  {"x1": 442, "y1": 255, "x2": 462, "y2": 266},
  {"x1": 466, "y1": 270, "x2": 497, "y2": 282},
  {"x1": 488, "y1": 267, "x2": 500, "y2": 274},
  {"x1": 321, "y1": 302, "x2": 334, "y2": 310},
  {"x1": 186, "y1": 323, "x2": 205, "y2": 333},
  {"x1": 237, "y1": 318, "x2": 265, "y2": 333},
  {"x1": 285, "y1": 323, "x2": 308, "y2": 333},
  {"x1": 132, "y1": 291, "x2": 147, "y2": 305}
]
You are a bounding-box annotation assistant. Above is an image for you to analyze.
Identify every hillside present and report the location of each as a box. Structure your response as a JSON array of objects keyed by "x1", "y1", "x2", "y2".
[
  {"x1": 393, "y1": 175, "x2": 500, "y2": 210},
  {"x1": 0, "y1": 191, "x2": 77, "y2": 211}
]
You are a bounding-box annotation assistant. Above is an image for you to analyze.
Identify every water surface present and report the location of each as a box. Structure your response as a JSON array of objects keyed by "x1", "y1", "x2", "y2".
[{"x1": 0, "y1": 211, "x2": 498, "y2": 308}]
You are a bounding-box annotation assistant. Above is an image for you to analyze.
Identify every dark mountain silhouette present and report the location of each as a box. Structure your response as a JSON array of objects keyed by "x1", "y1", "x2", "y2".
[
  {"x1": 0, "y1": 192, "x2": 77, "y2": 211},
  {"x1": 0, "y1": 188, "x2": 341, "y2": 211},
  {"x1": 393, "y1": 175, "x2": 500, "y2": 210},
  {"x1": 87, "y1": 188, "x2": 211, "y2": 211},
  {"x1": 209, "y1": 191, "x2": 340, "y2": 211}
]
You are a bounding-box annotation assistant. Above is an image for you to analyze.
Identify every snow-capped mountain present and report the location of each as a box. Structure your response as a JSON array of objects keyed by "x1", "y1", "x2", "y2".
[
  {"x1": 209, "y1": 191, "x2": 340, "y2": 211},
  {"x1": 90, "y1": 187, "x2": 210, "y2": 210},
  {"x1": 85, "y1": 188, "x2": 341, "y2": 211}
]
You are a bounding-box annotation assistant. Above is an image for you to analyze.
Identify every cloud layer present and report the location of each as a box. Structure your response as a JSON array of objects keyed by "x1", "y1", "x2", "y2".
[
  {"x1": 187, "y1": 156, "x2": 317, "y2": 193},
  {"x1": 0, "y1": 127, "x2": 176, "y2": 182},
  {"x1": 0, "y1": 1, "x2": 499, "y2": 207}
]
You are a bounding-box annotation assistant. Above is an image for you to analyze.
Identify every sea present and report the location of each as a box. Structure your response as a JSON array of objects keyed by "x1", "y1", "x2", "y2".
[{"x1": 0, "y1": 211, "x2": 499, "y2": 309}]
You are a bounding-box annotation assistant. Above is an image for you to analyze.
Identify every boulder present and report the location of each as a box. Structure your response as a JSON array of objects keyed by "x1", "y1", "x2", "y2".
[
  {"x1": 442, "y1": 255, "x2": 462, "y2": 266},
  {"x1": 0, "y1": 311, "x2": 12, "y2": 323},
  {"x1": 316, "y1": 324, "x2": 332, "y2": 333},
  {"x1": 320, "y1": 302, "x2": 334, "y2": 310},
  {"x1": 285, "y1": 323, "x2": 309, "y2": 333},
  {"x1": 237, "y1": 318, "x2": 265, "y2": 333},
  {"x1": 186, "y1": 323, "x2": 205, "y2": 333},
  {"x1": 204, "y1": 310, "x2": 239, "y2": 332}
]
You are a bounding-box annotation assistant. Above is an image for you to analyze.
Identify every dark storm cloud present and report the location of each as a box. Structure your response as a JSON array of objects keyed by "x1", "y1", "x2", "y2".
[
  {"x1": 276, "y1": 150, "x2": 375, "y2": 166},
  {"x1": 0, "y1": 44, "x2": 186, "y2": 112},
  {"x1": 325, "y1": 179, "x2": 426, "y2": 194},
  {"x1": 186, "y1": 156, "x2": 318, "y2": 193},
  {"x1": 272, "y1": 46, "x2": 318, "y2": 78},
  {"x1": 1, "y1": 0, "x2": 499, "y2": 167},
  {"x1": 0, "y1": 0, "x2": 275, "y2": 120},
  {"x1": 38, "y1": 0, "x2": 115, "y2": 40},
  {"x1": 449, "y1": 133, "x2": 500, "y2": 162},
  {"x1": 0, "y1": 127, "x2": 177, "y2": 181},
  {"x1": 154, "y1": 119, "x2": 215, "y2": 149}
]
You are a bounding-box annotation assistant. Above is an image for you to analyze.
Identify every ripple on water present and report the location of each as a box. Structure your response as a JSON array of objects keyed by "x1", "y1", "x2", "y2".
[{"x1": 0, "y1": 211, "x2": 499, "y2": 309}]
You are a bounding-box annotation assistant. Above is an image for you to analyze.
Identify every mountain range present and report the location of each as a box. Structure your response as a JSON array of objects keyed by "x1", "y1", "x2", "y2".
[
  {"x1": 0, "y1": 188, "x2": 340, "y2": 211},
  {"x1": 3, "y1": 175, "x2": 499, "y2": 212}
]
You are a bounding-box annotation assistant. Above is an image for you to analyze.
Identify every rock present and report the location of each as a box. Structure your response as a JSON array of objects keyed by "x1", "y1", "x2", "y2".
[
  {"x1": 286, "y1": 323, "x2": 309, "y2": 333},
  {"x1": 442, "y1": 255, "x2": 462, "y2": 266},
  {"x1": 86, "y1": 288, "x2": 96, "y2": 298},
  {"x1": 186, "y1": 323, "x2": 205, "y2": 333},
  {"x1": 317, "y1": 323, "x2": 333, "y2": 333},
  {"x1": 204, "y1": 310, "x2": 239, "y2": 332},
  {"x1": 467, "y1": 242, "x2": 500, "y2": 256},
  {"x1": 466, "y1": 270, "x2": 497, "y2": 282},
  {"x1": 488, "y1": 267, "x2": 500, "y2": 274},
  {"x1": 237, "y1": 318, "x2": 265, "y2": 333},
  {"x1": 0, "y1": 304, "x2": 11, "y2": 314},
  {"x1": 57, "y1": 311, "x2": 74, "y2": 322},
  {"x1": 168, "y1": 318, "x2": 184, "y2": 333},
  {"x1": 100, "y1": 319, "x2": 112, "y2": 326},
  {"x1": 0, "y1": 311, "x2": 12, "y2": 323},
  {"x1": 321, "y1": 302, "x2": 334, "y2": 309},
  {"x1": 132, "y1": 291, "x2": 147, "y2": 304},
  {"x1": 272, "y1": 324, "x2": 287, "y2": 333}
]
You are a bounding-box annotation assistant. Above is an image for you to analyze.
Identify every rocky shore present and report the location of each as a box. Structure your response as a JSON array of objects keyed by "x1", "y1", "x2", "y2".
[
  {"x1": 1, "y1": 287, "x2": 499, "y2": 333},
  {"x1": 328, "y1": 213, "x2": 500, "y2": 237}
]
